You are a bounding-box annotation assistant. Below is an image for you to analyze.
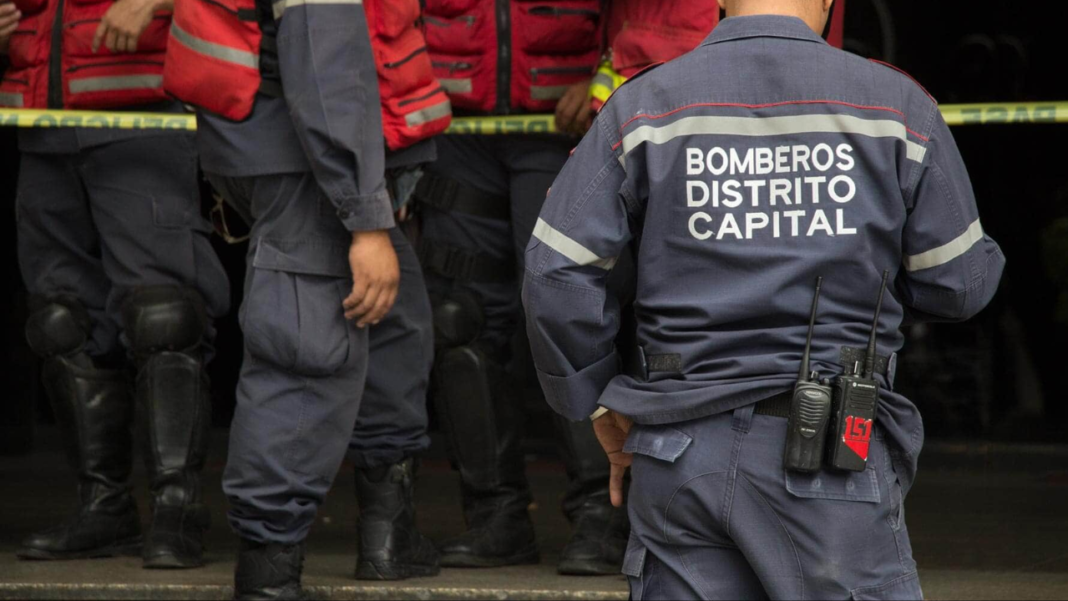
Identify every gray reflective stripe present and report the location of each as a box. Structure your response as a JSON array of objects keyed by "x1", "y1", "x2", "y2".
[
  {"x1": 171, "y1": 22, "x2": 259, "y2": 70},
  {"x1": 530, "y1": 85, "x2": 569, "y2": 101},
  {"x1": 439, "y1": 78, "x2": 473, "y2": 95},
  {"x1": 591, "y1": 72, "x2": 616, "y2": 90},
  {"x1": 68, "y1": 75, "x2": 163, "y2": 94},
  {"x1": 273, "y1": 0, "x2": 362, "y2": 18},
  {"x1": 533, "y1": 218, "x2": 617, "y2": 271},
  {"x1": 903, "y1": 219, "x2": 984, "y2": 272},
  {"x1": 404, "y1": 99, "x2": 452, "y2": 128},
  {"x1": 0, "y1": 92, "x2": 24, "y2": 107},
  {"x1": 621, "y1": 113, "x2": 928, "y2": 164}
]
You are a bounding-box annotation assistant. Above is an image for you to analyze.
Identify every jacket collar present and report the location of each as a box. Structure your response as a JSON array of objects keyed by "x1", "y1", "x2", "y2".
[{"x1": 702, "y1": 15, "x2": 829, "y2": 47}]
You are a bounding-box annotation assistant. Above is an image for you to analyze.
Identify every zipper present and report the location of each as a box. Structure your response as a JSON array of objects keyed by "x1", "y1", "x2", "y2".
[
  {"x1": 432, "y1": 61, "x2": 472, "y2": 74},
  {"x1": 530, "y1": 65, "x2": 596, "y2": 82},
  {"x1": 384, "y1": 46, "x2": 427, "y2": 69},
  {"x1": 424, "y1": 14, "x2": 476, "y2": 27},
  {"x1": 67, "y1": 59, "x2": 165, "y2": 73},
  {"x1": 47, "y1": 0, "x2": 65, "y2": 109},
  {"x1": 398, "y1": 85, "x2": 446, "y2": 107},
  {"x1": 528, "y1": 6, "x2": 598, "y2": 18},
  {"x1": 495, "y1": 0, "x2": 509, "y2": 114}
]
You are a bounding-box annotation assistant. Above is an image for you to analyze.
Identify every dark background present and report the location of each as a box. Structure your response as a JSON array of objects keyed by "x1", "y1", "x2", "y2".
[{"x1": 0, "y1": 0, "x2": 1065, "y2": 454}]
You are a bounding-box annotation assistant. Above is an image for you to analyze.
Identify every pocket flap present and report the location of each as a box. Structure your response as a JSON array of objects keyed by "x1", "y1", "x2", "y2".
[
  {"x1": 785, "y1": 466, "x2": 881, "y2": 504},
  {"x1": 624, "y1": 425, "x2": 692, "y2": 463},
  {"x1": 852, "y1": 571, "x2": 923, "y2": 600},
  {"x1": 622, "y1": 533, "x2": 647, "y2": 577},
  {"x1": 253, "y1": 238, "x2": 351, "y2": 278}
]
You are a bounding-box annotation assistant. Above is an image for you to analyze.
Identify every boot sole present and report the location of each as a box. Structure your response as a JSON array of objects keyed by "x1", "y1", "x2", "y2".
[
  {"x1": 143, "y1": 550, "x2": 205, "y2": 570},
  {"x1": 440, "y1": 546, "x2": 540, "y2": 568},
  {"x1": 557, "y1": 558, "x2": 622, "y2": 576},
  {"x1": 355, "y1": 560, "x2": 441, "y2": 581},
  {"x1": 16, "y1": 537, "x2": 143, "y2": 561}
]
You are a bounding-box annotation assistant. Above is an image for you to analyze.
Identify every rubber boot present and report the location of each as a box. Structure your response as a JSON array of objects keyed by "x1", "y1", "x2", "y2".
[
  {"x1": 17, "y1": 355, "x2": 142, "y2": 560},
  {"x1": 354, "y1": 458, "x2": 440, "y2": 580},
  {"x1": 234, "y1": 540, "x2": 306, "y2": 601},
  {"x1": 556, "y1": 417, "x2": 629, "y2": 576},
  {"x1": 138, "y1": 350, "x2": 213, "y2": 569},
  {"x1": 434, "y1": 347, "x2": 539, "y2": 568}
]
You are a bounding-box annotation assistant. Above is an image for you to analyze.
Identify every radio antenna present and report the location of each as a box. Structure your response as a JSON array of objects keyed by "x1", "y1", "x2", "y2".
[
  {"x1": 799, "y1": 277, "x2": 823, "y2": 382},
  {"x1": 863, "y1": 270, "x2": 890, "y2": 378}
]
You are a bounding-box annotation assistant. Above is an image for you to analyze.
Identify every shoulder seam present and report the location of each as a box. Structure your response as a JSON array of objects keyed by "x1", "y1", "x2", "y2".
[{"x1": 869, "y1": 59, "x2": 937, "y2": 105}]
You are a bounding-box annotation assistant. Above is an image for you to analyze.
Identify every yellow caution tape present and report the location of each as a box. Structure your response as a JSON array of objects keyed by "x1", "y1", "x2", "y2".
[
  {"x1": 1, "y1": 102, "x2": 1067, "y2": 133},
  {"x1": 0, "y1": 109, "x2": 197, "y2": 131}
]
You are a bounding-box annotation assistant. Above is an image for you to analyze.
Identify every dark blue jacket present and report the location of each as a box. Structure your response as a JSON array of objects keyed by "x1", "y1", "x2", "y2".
[{"x1": 522, "y1": 15, "x2": 1005, "y2": 490}]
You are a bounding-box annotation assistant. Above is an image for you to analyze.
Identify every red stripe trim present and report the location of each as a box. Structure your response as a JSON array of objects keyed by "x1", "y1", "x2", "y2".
[{"x1": 611, "y1": 99, "x2": 929, "y2": 151}]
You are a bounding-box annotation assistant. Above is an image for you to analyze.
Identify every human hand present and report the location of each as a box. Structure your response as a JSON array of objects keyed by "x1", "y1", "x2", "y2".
[
  {"x1": 593, "y1": 410, "x2": 634, "y2": 507},
  {"x1": 554, "y1": 79, "x2": 593, "y2": 136},
  {"x1": 343, "y1": 230, "x2": 400, "y2": 328},
  {"x1": 93, "y1": 0, "x2": 160, "y2": 53},
  {"x1": 0, "y1": 3, "x2": 22, "y2": 55}
]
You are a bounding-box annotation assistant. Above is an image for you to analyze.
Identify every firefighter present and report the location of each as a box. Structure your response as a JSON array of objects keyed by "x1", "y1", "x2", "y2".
[
  {"x1": 0, "y1": 0, "x2": 230, "y2": 569},
  {"x1": 163, "y1": 0, "x2": 450, "y2": 594},
  {"x1": 415, "y1": 0, "x2": 627, "y2": 575},
  {"x1": 523, "y1": 0, "x2": 1004, "y2": 598}
]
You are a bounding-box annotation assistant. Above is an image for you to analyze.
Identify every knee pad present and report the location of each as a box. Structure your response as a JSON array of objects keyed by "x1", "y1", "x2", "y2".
[
  {"x1": 432, "y1": 290, "x2": 485, "y2": 349},
  {"x1": 25, "y1": 296, "x2": 92, "y2": 358},
  {"x1": 122, "y1": 286, "x2": 208, "y2": 357}
]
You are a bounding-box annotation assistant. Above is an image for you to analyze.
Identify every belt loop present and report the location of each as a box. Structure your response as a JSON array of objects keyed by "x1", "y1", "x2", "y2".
[{"x1": 731, "y1": 403, "x2": 755, "y2": 434}]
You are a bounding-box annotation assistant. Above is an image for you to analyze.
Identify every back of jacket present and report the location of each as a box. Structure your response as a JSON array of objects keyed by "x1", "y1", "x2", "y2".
[{"x1": 522, "y1": 15, "x2": 1005, "y2": 491}]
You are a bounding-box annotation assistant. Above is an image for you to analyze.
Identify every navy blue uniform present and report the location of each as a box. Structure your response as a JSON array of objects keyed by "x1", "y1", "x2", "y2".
[
  {"x1": 199, "y1": 0, "x2": 394, "y2": 544},
  {"x1": 524, "y1": 16, "x2": 1004, "y2": 599}
]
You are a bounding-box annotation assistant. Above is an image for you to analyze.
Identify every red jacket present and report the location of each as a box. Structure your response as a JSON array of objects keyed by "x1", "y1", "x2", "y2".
[
  {"x1": 423, "y1": 0, "x2": 601, "y2": 115},
  {"x1": 602, "y1": 0, "x2": 720, "y2": 79},
  {"x1": 0, "y1": 0, "x2": 170, "y2": 109},
  {"x1": 164, "y1": 0, "x2": 449, "y2": 150}
]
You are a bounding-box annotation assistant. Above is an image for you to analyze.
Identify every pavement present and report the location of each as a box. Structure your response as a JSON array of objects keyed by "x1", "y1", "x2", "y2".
[{"x1": 1, "y1": 429, "x2": 1067, "y2": 600}]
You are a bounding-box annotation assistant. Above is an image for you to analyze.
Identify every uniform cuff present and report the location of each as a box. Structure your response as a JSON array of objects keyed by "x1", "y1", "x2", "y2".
[
  {"x1": 335, "y1": 189, "x2": 396, "y2": 232},
  {"x1": 536, "y1": 350, "x2": 620, "y2": 422}
]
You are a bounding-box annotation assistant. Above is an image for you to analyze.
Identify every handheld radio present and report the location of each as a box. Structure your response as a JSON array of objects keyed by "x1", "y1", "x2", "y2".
[
  {"x1": 829, "y1": 270, "x2": 890, "y2": 472},
  {"x1": 783, "y1": 277, "x2": 834, "y2": 473}
]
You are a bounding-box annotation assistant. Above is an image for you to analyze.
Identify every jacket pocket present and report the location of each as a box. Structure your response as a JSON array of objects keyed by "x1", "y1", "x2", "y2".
[{"x1": 852, "y1": 571, "x2": 923, "y2": 600}]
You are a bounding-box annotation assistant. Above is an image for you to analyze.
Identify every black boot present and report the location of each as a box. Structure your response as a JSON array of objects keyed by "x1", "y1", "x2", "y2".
[
  {"x1": 354, "y1": 459, "x2": 440, "y2": 580},
  {"x1": 124, "y1": 287, "x2": 213, "y2": 569},
  {"x1": 556, "y1": 417, "x2": 629, "y2": 576},
  {"x1": 234, "y1": 540, "x2": 306, "y2": 601},
  {"x1": 433, "y1": 346, "x2": 540, "y2": 568},
  {"x1": 17, "y1": 353, "x2": 142, "y2": 560}
]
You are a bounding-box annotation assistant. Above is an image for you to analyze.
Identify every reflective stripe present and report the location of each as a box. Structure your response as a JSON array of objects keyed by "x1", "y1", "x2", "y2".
[
  {"x1": 68, "y1": 75, "x2": 163, "y2": 94},
  {"x1": 404, "y1": 99, "x2": 452, "y2": 127},
  {"x1": 0, "y1": 92, "x2": 24, "y2": 107},
  {"x1": 171, "y1": 23, "x2": 259, "y2": 70},
  {"x1": 530, "y1": 85, "x2": 569, "y2": 101},
  {"x1": 903, "y1": 219, "x2": 984, "y2": 272},
  {"x1": 533, "y1": 218, "x2": 617, "y2": 271},
  {"x1": 591, "y1": 72, "x2": 616, "y2": 90},
  {"x1": 273, "y1": 0, "x2": 362, "y2": 18},
  {"x1": 439, "y1": 78, "x2": 473, "y2": 94},
  {"x1": 621, "y1": 113, "x2": 928, "y2": 164}
]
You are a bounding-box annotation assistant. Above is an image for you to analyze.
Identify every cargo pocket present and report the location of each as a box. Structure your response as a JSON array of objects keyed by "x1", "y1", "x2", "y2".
[
  {"x1": 851, "y1": 571, "x2": 923, "y2": 600},
  {"x1": 623, "y1": 532, "x2": 649, "y2": 601},
  {"x1": 241, "y1": 240, "x2": 353, "y2": 377}
]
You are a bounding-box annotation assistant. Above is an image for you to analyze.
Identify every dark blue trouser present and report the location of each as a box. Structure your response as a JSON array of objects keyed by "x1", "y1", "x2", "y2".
[
  {"x1": 209, "y1": 171, "x2": 432, "y2": 542},
  {"x1": 349, "y1": 225, "x2": 434, "y2": 469},
  {"x1": 17, "y1": 134, "x2": 230, "y2": 355},
  {"x1": 209, "y1": 172, "x2": 368, "y2": 544},
  {"x1": 624, "y1": 405, "x2": 923, "y2": 601}
]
